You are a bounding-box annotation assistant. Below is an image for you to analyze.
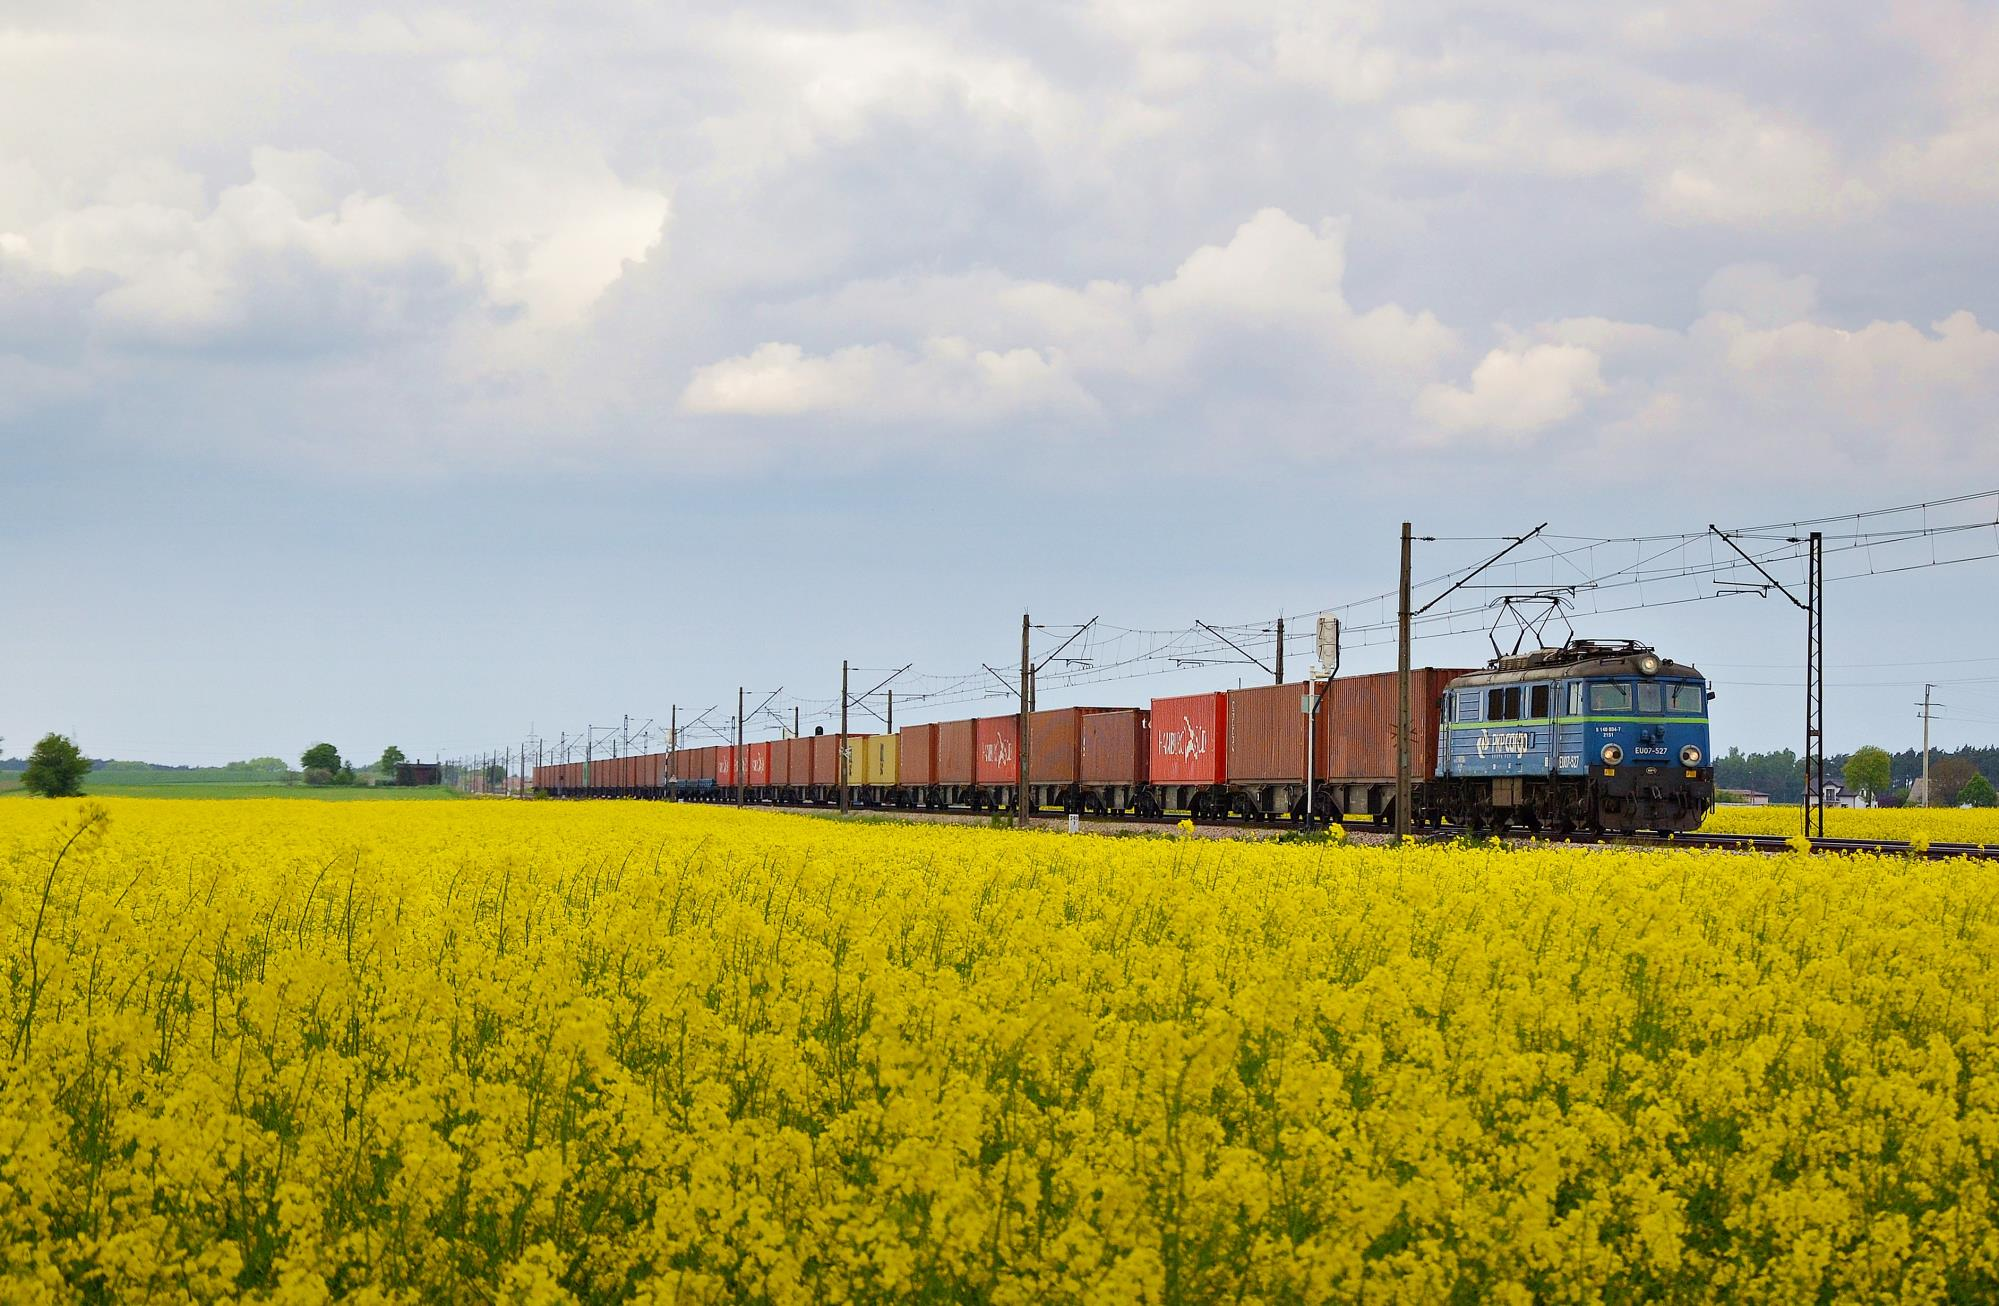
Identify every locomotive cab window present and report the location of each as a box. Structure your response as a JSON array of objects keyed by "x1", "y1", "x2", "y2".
[
  {"x1": 1670, "y1": 683, "x2": 1706, "y2": 714},
  {"x1": 1636, "y1": 682, "x2": 1663, "y2": 714},
  {"x1": 1589, "y1": 682, "x2": 1632, "y2": 713},
  {"x1": 1529, "y1": 684, "x2": 1550, "y2": 719},
  {"x1": 1566, "y1": 682, "x2": 1583, "y2": 716}
]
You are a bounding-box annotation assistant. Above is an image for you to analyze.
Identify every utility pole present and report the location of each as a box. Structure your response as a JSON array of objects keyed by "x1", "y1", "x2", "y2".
[
  {"x1": 886, "y1": 690, "x2": 893, "y2": 734},
  {"x1": 839, "y1": 660, "x2": 850, "y2": 814},
  {"x1": 1921, "y1": 684, "x2": 1936, "y2": 807},
  {"x1": 736, "y1": 687, "x2": 745, "y2": 807},
  {"x1": 1020, "y1": 613, "x2": 1033, "y2": 825},
  {"x1": 794, "y1": 706, "x2": 800, "y2": 737},
  {"x1": 584, "y1": 730, "x2": 593, "y2": 793},
  {"x1": 1274, "y1": 616, "x2": 1285, "y2": 684},
  {"x1": 1804, "y1": 531, "x2": 1825, "y2": 838},
  {"x1": 1711, "y1": 525, "x2": 1823, "y2": 840},
  {"x1": 622, "y1": 714, "x2": 629, "y2": 758},
  {"x1": 1396, "y1": 524, "x2": 1412, "y2": 843}
]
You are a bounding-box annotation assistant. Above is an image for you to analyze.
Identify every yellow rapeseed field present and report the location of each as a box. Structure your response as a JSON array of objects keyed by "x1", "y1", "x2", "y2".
[
  {"x1": 1703, "y1": 802, "x2": 1999, "y2": 845},
  {"x1": 4, "y1": 798, "x2": 1998, "y2": 1302}
]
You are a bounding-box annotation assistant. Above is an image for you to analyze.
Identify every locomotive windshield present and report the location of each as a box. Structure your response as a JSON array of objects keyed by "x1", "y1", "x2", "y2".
[
  {"x1": 1589, "y1": 682, "x2": 1632, "y2": 712},
  {"x1": 1583, "y1": 678, "x2": 1707, "y2": 716}
]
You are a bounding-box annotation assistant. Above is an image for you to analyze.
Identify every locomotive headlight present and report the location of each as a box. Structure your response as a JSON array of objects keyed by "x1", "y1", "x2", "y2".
[
  {"x1": 1600, "y1": 743, "x2": 1625, "y2": 765},
  {"x1": 1680, "y1": 744, "x2": 1702, "y2": 766},
  {"x1": 1637, "y1": 654, "x2": 1661, "y2": 676}
]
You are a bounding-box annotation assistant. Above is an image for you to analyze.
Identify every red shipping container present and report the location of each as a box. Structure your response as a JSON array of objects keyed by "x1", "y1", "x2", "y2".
[
  {"x1": 810, "y1": 734, "x2": 838, "y2": 786},
  {"x1": 1317, "y1": 668, "x2": 1473, "y2": 782},
  {"x1": 770, "y1": 738, "x2": 792, "y2": 785},
  {"x1": 1026, "y1": 707, "x2": 1120, "y2": 785},
  {"x1": 1227, "y1": 683, "x2": 1313, "y2": 784},
  {"x1": 1150, "y1": 693, "x2": 1228, "y2": 785},
  {"x1": 747, "y1": 742, "x2": 771, "y2": 785},
  {"x1": 1081, "y1": 709, "x2": 1150, "y2": 786},
  {"x1": 935, "y1": 719, "x2": 978, "y2": 785},
  {"x1": 715, "y1": 746, "x2": 735, "y2": 788},
  {"x1": 976, "y1": 716, "x2": 1019, "y2": 785},
  {"x1": 899, "y1": 723, "x2": 939, "y2": 786},
  {"x1": 788, "y1": 737, "x2": 814, "y2": 786}
]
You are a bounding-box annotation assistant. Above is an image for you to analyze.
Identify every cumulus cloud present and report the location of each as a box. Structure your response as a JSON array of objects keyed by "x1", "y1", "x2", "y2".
[
  {"x1": 680, "y1": 208, "x2": 1454, "y2": 422},
  {"x1": 681, "y1": 339, "x2": 1090, "y2": 419},
  {"x1": 1415, "y1": 344, "x2": 1607, "y2": 437},
  {"x1": 0, "y1": 0, "x2": 1995, "y2": 483},
  {"x1": 0, "y1": 144, "x2": 665, "y2": 352}
]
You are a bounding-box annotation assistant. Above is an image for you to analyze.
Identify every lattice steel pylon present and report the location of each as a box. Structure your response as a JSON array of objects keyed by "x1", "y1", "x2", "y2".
[{"x1": 1803, "y1": 531, "x2": 1825, "y2": 840}]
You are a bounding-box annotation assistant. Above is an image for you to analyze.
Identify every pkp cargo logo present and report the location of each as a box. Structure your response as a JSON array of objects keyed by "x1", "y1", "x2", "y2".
[
  {"x1": 1157, "y1": 718, "x2": 1210, "y2": 761},
  {"x1": 1475, "y1": 731, "x2": 1533, "y2": 757}
]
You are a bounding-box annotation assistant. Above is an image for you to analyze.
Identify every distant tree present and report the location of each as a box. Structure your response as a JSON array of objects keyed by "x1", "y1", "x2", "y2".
[
  {"x1": 1843, "y1": 746, "x2": 1892, "y2": 803},
  {"x1": 1961, "y1": 772, "x2": 1997, "y2": 808},
  {"x1": 302, "y1": 767, "x2": 334, "y2": 787},
  {"x1": 225, "y1": 756, "x2": 289, "y2": 774},
  {"x1": 333, "y1": 765, "x2": 357, "y2": 786},
  {"x1": 376, "y1": 745, "x2": 408, "y2": 776},
  {"x1": 1877, "y1": 789, "x2": 1908, "y2": 808},
  {"x1": 301, "y1": 743, "x2": 341, "y2": 774},
  {"x1": 22, "y1": 734, "x2": 91, "y2": 797},
  {"x1": 1927, "y1": 756, "x2": 1976, "y2": 806}
]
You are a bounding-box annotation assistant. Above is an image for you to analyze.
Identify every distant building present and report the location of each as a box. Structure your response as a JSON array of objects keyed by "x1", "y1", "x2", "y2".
[
  {"x1": 1722, "y1": 789, "x2": 1771, "y2": 806},
  {"x1": 394, "y1": 762, "x2": 443, "y2": 787},
  {"x1": 1821, "y1": 782, "x2": 1866, "y2": 809}
]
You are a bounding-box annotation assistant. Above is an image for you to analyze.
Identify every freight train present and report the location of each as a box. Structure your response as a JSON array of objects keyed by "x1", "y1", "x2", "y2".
[{"x1": 533, "y1": 639, "x2": 1715, "y2": 833}]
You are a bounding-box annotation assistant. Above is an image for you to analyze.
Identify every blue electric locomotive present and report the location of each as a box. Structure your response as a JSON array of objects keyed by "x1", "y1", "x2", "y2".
[{"x1": 1425, "y1": 639, "x2": 1714, "y2": 833}]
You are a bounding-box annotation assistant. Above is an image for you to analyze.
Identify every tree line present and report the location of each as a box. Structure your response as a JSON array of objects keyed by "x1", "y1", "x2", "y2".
[{"x1": 1717, "y1": 744, "x2": 1999, "y2": 806}]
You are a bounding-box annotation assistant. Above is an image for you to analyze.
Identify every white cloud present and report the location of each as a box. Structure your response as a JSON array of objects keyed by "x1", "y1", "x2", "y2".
[
  {"x1": 1415, "y1": 344, "x2": 1607, "y2": 437},
  {"x1": 681, "y1": 339, "x2": 1090, "y2": 419},
  {"x1": 681, "y1": 208, "x2": 1455, "y2": 421},
  {"x1": 0, "y1": 144, "x2": 667, "y2": 347},
  {"x1": 1698, "y1": 263, "x2": 1818, "y2": 327}
]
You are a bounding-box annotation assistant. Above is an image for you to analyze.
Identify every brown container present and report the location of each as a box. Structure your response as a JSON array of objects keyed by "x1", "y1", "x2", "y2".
[
  {"x1": 810, "y1": 734, "x2": 839, "y2": 787},
  {"x1": 935, "y1": 719, "x2": 978, "y2": 785},
  {"x1": 787, "y1": 737, "x2": 814, "y2": 786},
  {"x1": 899, "y1": 723, "x2": 939, "y2": 786},
  {"x1": 1027, "y1": 707, "x2": 1121, "y2": 785},
  {"x1": 1226, "y1": 683, "x2": 1314, "y2": 784},
  {"x1": 1316, "y1": 668, "x2": 1475, "y2": 782},
  {"x1": 1081, "y1": 709, "x2": 1150, "y2": 786}
]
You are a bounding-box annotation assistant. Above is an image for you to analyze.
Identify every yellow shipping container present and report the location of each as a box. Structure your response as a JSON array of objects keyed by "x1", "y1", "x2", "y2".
[
  {"x1": 862, "y1": 734, "x2": 899, "y2": 786},
  {"x1": 845, "y1": 734, "x2": 871, "y2": 786}
]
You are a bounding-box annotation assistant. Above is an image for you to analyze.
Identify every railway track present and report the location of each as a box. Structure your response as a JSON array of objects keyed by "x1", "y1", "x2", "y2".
[{"x1": 662, "y1": 796, "x2": 1999, "y2": 860}]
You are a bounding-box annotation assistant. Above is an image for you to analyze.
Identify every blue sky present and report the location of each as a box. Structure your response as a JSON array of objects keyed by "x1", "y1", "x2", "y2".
[{"x1": 6, "y1": 2, "x2": 1999, "y2": 766}]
